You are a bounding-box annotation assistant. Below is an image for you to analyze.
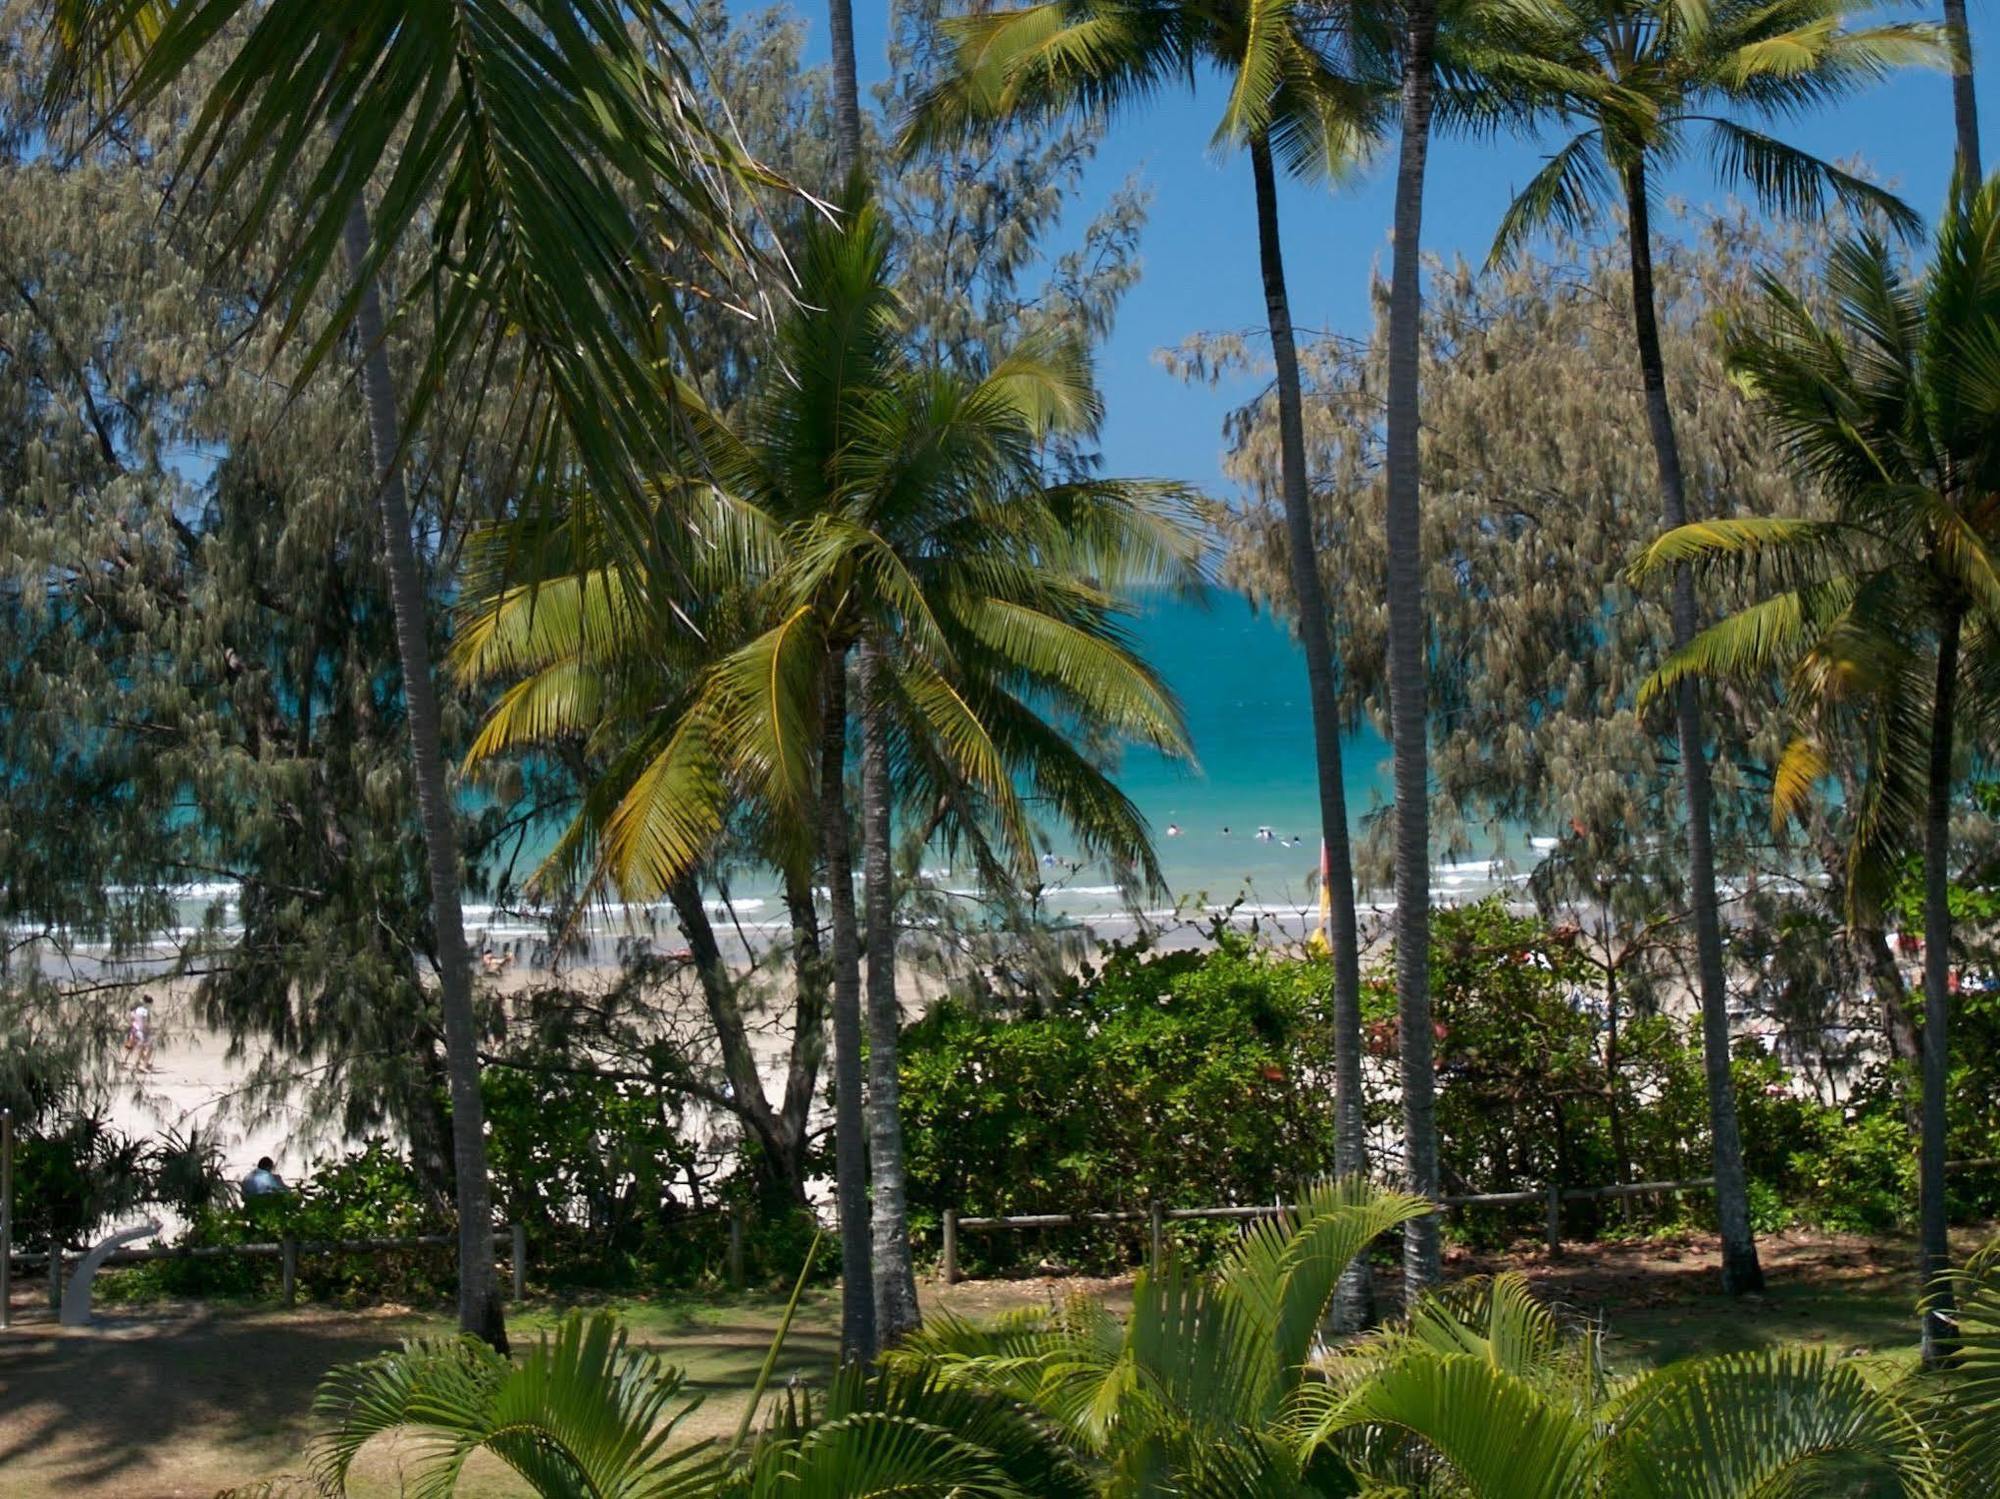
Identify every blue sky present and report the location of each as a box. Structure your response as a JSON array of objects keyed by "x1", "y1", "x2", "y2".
[{"x1": 790, "y1": 2, "x2": 2000, "y2": 499}]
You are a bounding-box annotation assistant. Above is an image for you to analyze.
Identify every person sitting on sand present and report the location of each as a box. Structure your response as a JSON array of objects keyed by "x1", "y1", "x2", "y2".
[
  {"x1": 122, "y1": 997, "x2": 155, "y2": 1073},
  {"x1": 480, "y1": 947, "x2": 514, "y2": 976}
]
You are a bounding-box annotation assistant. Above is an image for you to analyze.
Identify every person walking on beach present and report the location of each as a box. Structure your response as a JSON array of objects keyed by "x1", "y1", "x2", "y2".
[{"x1": 122, "y1": 997, "x2": 155, "y2": 1072}]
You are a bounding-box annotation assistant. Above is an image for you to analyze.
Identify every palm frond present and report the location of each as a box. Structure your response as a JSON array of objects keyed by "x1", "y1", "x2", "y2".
[
  {"x1": 1627, "y1": 516, "x2": 1847, "y2": 583},
  {"x1": 1936, "y1": 1236, "x2": 2000, "y2": 1488},
  {"x1": 1488, "y1": 130, "x2": 1614, "y2": 267},
  {"x1": 310, "y1": 1312, "x2": 721, "y2": 1498},
  {"x1": 1704, "y1": 118, "x2": 1920, "y2": 238},
  {"x1": 49, "y1": 0, "x2": 759, "y2": 557},
  {"x1": 1598, "y1": 1346, "x2": 1937, "y2": 1496}
]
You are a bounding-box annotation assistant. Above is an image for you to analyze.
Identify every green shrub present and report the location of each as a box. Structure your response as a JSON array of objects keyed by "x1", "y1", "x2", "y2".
[
  {"x1": 108, "y1": 1141, "x2": 452, "y2": 1305},
  {"x1": 899, "y1": 933, "x2": 1341, "y2": 1275}
]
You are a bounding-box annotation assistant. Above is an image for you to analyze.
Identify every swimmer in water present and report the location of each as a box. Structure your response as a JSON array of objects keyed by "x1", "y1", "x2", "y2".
[
  {"x1": 1220, "y1": 826, "x2": 1231, "y2": 837},
  {"x1": 1166, "y1": 823, "x2": 1182, "y2": 837},
  {"x1": 1256, "y1": 826, "x2": 1274, "y2": 841}
]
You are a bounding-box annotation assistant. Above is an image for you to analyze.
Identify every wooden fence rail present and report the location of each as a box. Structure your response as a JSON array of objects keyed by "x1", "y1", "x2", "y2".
[
  {"x1": 941, "y1": 1178, "x2": 1720, "y2": 1284},
  {"x1": 2, "y1": 1226, "x2": 528, "y2": 1322},
  {"x1": 941, "y1": 1157, "x2": 2000, "y2": 1285}
]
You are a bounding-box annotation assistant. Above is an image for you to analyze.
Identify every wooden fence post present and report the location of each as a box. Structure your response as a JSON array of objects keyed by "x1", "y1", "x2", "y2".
[
  {"x1": 941, "y1": 1209, "x2": 959, "y2": 1285},
  {"x1": 727, "y1": 1206, "x2": 746, "y2": 1291},
  {"x1": 1148, "y1": 1202, "x2": 1165, "y2": 1274},
  {"x1": 281, "y1": 1236, "x2": 297, "y2": 1307},
  {"x1": 511, "y1": 1224, "x2": 527, "y2": 1302},
  {"x1": 1545, "y1": 1182, "x2": 1563, "y2": 1258}
]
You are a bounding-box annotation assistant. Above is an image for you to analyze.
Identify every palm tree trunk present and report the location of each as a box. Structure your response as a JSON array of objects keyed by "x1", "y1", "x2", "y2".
[
  {"x1": 1248, "y1": 135, "x2": 1370, "y2": 1330},
  {"x1": 779, "y1": 867, "x2": 830, "y2": 1200},
  {"x1": 1621, "y1": 160, "x2": 1764, "y2": 1296},
  {"x1": 859, "y1": 639, "x2": 922, "y2": 1343},
  {"x1": 1920, "y1": 606, "x2": 1962, "y2": 1366},
  {"x1": 1943, "y1": 0, "x2": 1982, "y2": 194},
  {"x1": 341, "y1": 204, "x2": 505, "y2": 1349},
  {"x1": 820, "y1": 647, "x2": 877, "y2": 1362},
  {"x1": 1386, "y1": 0, "x2": 1442, "y2": 1304},
  {"x1": 826, "y1": 0, "x2": 864, "y2": 179}
]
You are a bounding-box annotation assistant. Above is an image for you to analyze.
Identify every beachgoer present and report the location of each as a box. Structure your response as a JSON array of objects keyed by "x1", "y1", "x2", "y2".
[
  {"x1": 242, "y1": 1156, "x2": 287, "y2": 1198},
  {"x1": 123, "y1": 998, "x2": 155, "y2": 1072},
  {"x1": 1220, "y1": 826, "x2": 1231, "y2": 836},
  {"x1": 1166, "y1": 824, "x2": 1181, "y2": 837}
]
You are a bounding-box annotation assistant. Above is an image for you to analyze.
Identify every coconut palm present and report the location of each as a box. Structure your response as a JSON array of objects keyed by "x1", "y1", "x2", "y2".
[
  {"x1": 460, "y1": 196, "x2": 1204, "y2": 1362},
  {"x1": 1385, "y1": 0, "x2": 1446, "y2": 1303},
  {"x1": 1456, "y1": 0, "x2": 1937, "y2": 1298},
  {"x1": 897, "y1": 1178, "x2": 1435, "y2": 1491},
  {"x1": 1293, "y1": 1272, "x2": 1942, "y2": 1494},
  {"x1": 902, "y1": 0, "x2": 1392, "y2": 1321},
  {"x1": 1633, "y1": 180, "x2": 2000, "y2": 1360},
  {"x1": 1943, "y1": 0, "x2": 1982, "y2": 190},
  {"x1": 302, "y1": 1307, "x2": 1091, "y2": 1498},
  {"x1": 51, "y1": 0, "x2": 753, "y2": 1349}
]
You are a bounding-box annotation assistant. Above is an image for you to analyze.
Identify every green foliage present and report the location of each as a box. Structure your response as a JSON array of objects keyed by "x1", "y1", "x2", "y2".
[
  {"x1": 310, "y1": 1311, "x2": 725, "y2": 1497},
  {"x1": 483, "y1": 1056, "x2": 831, "y2": 1292},
  {"x1": 904, "y1": 902, "x2": 1982, "y2": 1260},
  {"x1": 113, "y1": 1141, "x2": 448, "y2": 1305},
  {"x1": 899, "y1": 934, "x2": 1343, "y2": 1274},
  {"x1": 288, "y1": 1207, "x2": 2000, "y2": 1497}
]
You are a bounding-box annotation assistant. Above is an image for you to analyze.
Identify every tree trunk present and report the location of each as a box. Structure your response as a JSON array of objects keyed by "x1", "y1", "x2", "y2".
[
  {"x1": 859, "y1": 640, "x2": 922, "y2": 1342},
  {"x1": 826, "y1": 0, "x2": 864, "y2": 179},
  {"x1": 341, "y1": 205, "x2": 505, "y2": 1351},
  {"x1": 779, "y1": 866, "x2": 830, "y2": 1197},
  {"x1": 1605, "y1": 958, "x2": 1632, "y2": 1199},
  {"x1": 1386, "y1": 0, "x2": 1442, "y2": 1304},
  {"x1": 1920, "y1": 607, "x2": 1962, "y2": 1366},
  {"x1": 1248, "y1": 135, "x2": 1370, "y2": 1330},
  {"x1": 667, "y1": 874, "x2": 806, "y2": 1206},
  {"x1": 820, "y1": 648, "x2": 877, "y2": 1362},
  {"x1": 1943, "y1": 0, "x2": 1982, "y2": 196},
  {"x1": 1621, "y1": 160, "x2": 1764, "y2": 1296}
]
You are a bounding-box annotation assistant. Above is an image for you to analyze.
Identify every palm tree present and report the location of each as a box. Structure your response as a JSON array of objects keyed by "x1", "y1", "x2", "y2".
[
  {"x1": 1634, "y1": 181, "x2": 2000, "y2": 1362},
  {"x1": 902, "y1": 1188, "x2": 1960, "y2": 1493},
  {"x1": 309, "y1": 1313, "x2": 727, "y2": 1496},
  {"x1": 1944, "y1": 0, "x2": 1981, "y2": 190},
  {"x1": 902, "y1": 0, "x2": 1391, "y2": 1322},
  {"x1": 461, "y1": 198, "x2": 1204, "y2": 1362},
  {"x1": 452, "y1": 505, "x2": 833, "y2": 1210},
  {"x1": 1293, "y1": 1273, "x2": 1941, "y2": 1493},
  {"x1": 306, "y1": 1307, "x2": 1095, "y2": 1497},
  {"x1": 1456, "y1": 0, "x2": 1937, "y2": 1298},
  {"x1": 52, "y1": 0, "x2": 750, "y2": 1348},
  {"x1": 901, "y1": 1179, "x2": 1434, "y2": 1489},
  {"x1": 1386, "y1": 0, "x2": 1445, "y2": 1303}
]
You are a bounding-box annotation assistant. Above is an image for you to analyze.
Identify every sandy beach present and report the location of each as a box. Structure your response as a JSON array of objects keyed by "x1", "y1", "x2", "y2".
[{"x1": 54, "y1": 897, "x2": 1400, "y2": 1203}]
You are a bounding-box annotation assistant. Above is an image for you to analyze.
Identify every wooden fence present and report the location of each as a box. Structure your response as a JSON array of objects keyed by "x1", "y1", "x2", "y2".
[
  {"x1": 941, "y1": 1155, "x2": 2000, "y2": 1284},
  {"x1": 941, "y1": 1178, "x2": 1719, "y2": 1284},
  {"x1": 0, "y1": 1225, "x2": 529, "y2": 1328}
]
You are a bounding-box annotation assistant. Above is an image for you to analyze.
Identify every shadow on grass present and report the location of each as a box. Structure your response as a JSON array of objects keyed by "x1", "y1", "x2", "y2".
[{"x1": 0, "y1": 1301, "x2": 427, "y2": 1493}]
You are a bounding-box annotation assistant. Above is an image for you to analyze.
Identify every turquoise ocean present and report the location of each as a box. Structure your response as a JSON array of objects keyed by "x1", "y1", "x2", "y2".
[{"x1": 445, "y1": 587, "x2": 1540, "y2": 950}]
